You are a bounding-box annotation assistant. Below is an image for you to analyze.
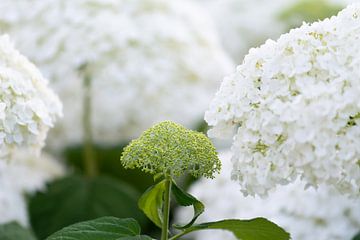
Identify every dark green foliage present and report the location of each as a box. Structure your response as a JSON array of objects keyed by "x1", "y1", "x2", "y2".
[
  {"x1": 29, "y1": 175, "x2": 147, "y2": 239},
  {"x1": 353, "y1": 232, "x2": 360, "y2": 240},
  {"x1": 63, "y1": 144, "x2": 153, "y2": 192}
]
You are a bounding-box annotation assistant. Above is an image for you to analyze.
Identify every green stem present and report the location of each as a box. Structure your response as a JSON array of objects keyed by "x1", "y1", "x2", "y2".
[
  {"x1": 169, "y1": 228, "x2": 194, "y2": 240},
  {"x1": 161, "y1": 175, "x2": 172, "y2": 240},
  {"x1": 82, "y1": 66, "x2": 97, "y2": 177}
]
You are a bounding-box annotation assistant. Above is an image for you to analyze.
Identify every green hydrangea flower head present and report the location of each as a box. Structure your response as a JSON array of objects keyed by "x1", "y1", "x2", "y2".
[{"x1": 120, "y1": 121, "x2": 221, "y2": 178}]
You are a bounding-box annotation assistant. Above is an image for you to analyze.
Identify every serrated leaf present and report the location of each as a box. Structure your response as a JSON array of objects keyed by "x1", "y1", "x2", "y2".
[
  {"x1": 185, "y1": 218, "x2": 290, "y2": 240},
  {"x1": 46, "y1": 217, "x2": 153, "y2": 240},
  {"x1": 353, "y1": 232, "x2": 360, "y2": 240},
  {"x1": 171, "y1": 181, "x2": 204, "y2": 229},
  {"x1": 29, "y1": 175, "x2": 146, "y2": 239},
  {"x1": 138, "y1": 180, "x2": 166, "y2": 228},
  {"x1": 0, "y1": 222, "x2": 37, "y2": 240}
]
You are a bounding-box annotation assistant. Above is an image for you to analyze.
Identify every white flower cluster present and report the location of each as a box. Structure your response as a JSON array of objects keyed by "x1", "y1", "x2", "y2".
[
  {"x1": 205, "y1": 4, "x2": 360, "y2": 197},
  {"x1": 195, "y1": 0, "x2": 352, "y2": 62},
  {"x1": 175, "y1": 152, "x2": 360, "y2": 240},
  {"x1": 0, "y1": 150, "x2": 64, "y2": 226},
  {"x1": 0, "y1": 35, "x2": 61, "y2": 158},
  {"x1": 0, "y1": 0, "x2": 233, "y2": 148}
]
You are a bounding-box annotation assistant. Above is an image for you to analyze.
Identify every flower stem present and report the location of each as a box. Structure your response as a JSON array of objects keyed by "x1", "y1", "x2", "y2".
[
  {"x1": 169, "y1": 229, "x2": 194, "y2": 240},
  {"x1": 82, "y1": 65, "x2": 97, "y2": 177},
  {"x1": 161, "y1": 175, "x2": 172, "y2": 240}
]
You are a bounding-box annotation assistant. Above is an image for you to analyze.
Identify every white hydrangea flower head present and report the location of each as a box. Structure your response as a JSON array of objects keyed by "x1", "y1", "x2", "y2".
[
  {"x1": 195, "y1": 0, "x2": 354, "y2": 62},
  {"x1": 0, "y1": 35, "x2": 61, "y2": 158},
  {"x1": 205, "y1": 4, "x2": 360, "y2": 197},
  {"x1": 0, "y1": 0, "x2": 233, "y2": 148},
  {"x1": 0, "y1": 149, "x2": 64, "y2": 226},
  {"x1": 175, "y1": 151, "x2": 360, "y2": 240}
]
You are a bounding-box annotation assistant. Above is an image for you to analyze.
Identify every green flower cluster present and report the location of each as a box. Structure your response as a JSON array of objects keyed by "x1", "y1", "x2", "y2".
[{"x1": 120, "y1": 121, "x2": 221, "y2": 178}]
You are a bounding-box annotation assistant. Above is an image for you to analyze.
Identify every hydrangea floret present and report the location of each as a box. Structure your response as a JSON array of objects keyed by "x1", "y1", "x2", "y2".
[
  {"x1": 121, "y1": 121, "x2": 221, "y2": 178},
  {"x1": 205, "y1": 4, "x2": 360, "y2": 197}
]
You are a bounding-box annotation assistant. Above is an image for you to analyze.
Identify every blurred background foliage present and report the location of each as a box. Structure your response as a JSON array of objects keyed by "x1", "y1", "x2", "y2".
[
  {"x1": 0, "y1": 222, "x2": 37, "y2": 240},
  {"x1": 64, "y1": 144, "x2": 152, "y2": 192},
  {"x1": 353, "y1": 232, "x2": 360, "y2": 240},
  {"x1": 29, "y1": 174, "x2": 147, "y2": 239},
  {"x1": 279, "y1": 0, "x2": 343, "y2": 29}
]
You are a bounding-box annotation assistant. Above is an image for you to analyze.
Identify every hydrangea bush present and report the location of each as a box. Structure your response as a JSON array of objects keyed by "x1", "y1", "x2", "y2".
[
  {"x1": 176, "y1": 151, "x2": 360, "y2": 240},
  {"x1": 0, "y1": 34, "x2": 62, "y2": 228},
  {"x1": 0, "y1": 0, "x2": 233, "y2": 148},
  {"x1": 0, "y1": 35, "x2": 61, "y2": 158},
  {"x1": 206, "y1": 3, "x2": 360, "y2": 197}
]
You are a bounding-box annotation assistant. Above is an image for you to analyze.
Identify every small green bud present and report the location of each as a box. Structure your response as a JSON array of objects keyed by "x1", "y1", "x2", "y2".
[{"x1": 120, "y1": 121, "x2": 221, "y2": 178}]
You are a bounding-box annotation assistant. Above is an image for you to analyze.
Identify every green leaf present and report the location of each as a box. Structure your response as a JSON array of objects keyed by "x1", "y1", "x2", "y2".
[
  {"x1": 29, "y1": 175, "x2": 147, "y2": 239},
  {"x1": 138, "y1": 180, "x2": 166, "y2": 228},
  {"x1": 0, "y1": 222, "x2": 37, "y2": 240},
  {"x1": 353, "y1": 232, "x2": 360, "y2": 240},
  {"x1": 185, "y1": 218, "x2": 290, "y2": 240},
  {"x1": 118, "y1": 237, "x2": 154, "y2": 240},
  {"x1": 46, "y1": 217, "x2": 153, "y2": 240},
  {"x1": 171, "y1": 181, "x2": 204, "y2": 229}
]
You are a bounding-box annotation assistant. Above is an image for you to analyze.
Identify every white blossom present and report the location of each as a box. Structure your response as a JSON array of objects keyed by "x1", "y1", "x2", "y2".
[
  {"x1": 0, "y1": 150, "x2": 64, "y2": 226},
  {"x1": 195, "y1": 0, "x2": 354, "y2": 62},
  {"x1": 0, "y1": 0, "x2": 233, "y2": 148},
  {"x1": 0, "y1": 34, "x2": 61, "y2": 158},
  {"x1": 205, "y1": 4, "x2": 360, "y2": 197},
  {"x1": 175, "y1": 151, "x2": 360, "y2": 240}
]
